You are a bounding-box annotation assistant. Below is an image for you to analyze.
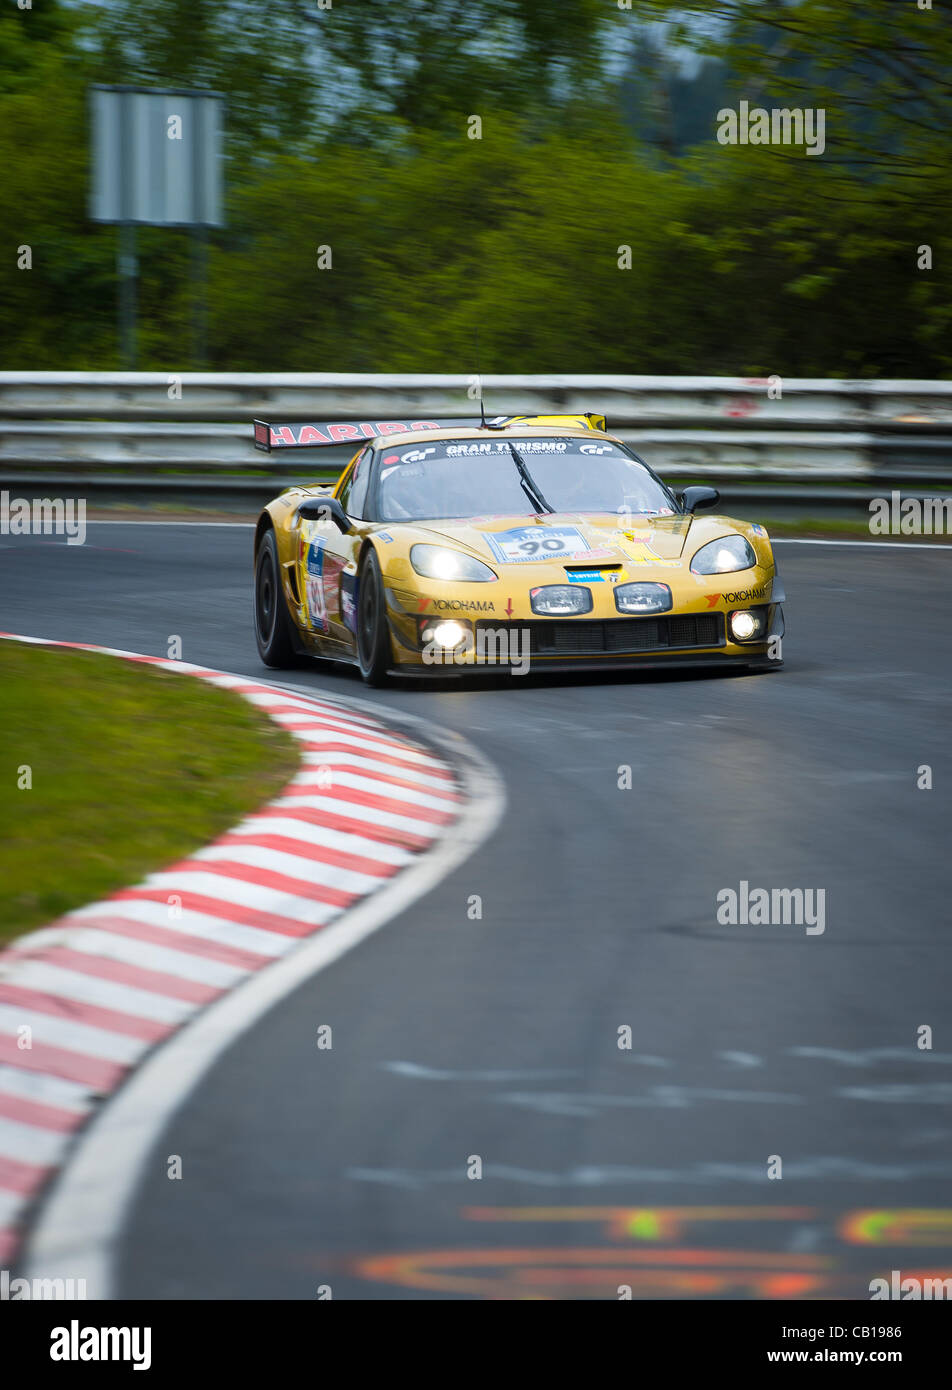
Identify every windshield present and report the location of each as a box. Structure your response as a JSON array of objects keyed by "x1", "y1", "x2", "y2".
[{"x1": 374, "y1": 437, "x2": 677, "y2": 522}]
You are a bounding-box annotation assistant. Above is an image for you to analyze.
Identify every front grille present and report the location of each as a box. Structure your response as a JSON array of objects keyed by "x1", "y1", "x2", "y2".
[{"x1": 475, "y1": 613, "x2": 724, "y2": 658}]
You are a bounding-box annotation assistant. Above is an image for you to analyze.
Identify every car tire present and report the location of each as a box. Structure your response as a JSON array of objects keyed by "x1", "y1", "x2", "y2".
[
  {"x1": 356, "y1": 547, "x2": 392, "y2": 686},
  {"x1": 254, "y1": 528, "x2": 297, "y2": 668}
]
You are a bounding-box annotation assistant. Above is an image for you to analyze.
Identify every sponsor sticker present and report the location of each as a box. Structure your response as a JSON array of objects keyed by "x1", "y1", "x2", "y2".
[
  {"x1": 722, "y1": 584, "x2": 770, "y2": 603},
  {"x1": 567, "y1": 569, "x2": 607, "y2": 584},
  {"x1": 377, "y1": 531, "x2": 394, "y2": 543},
  {"x1": 570, "y1": 547, "x2": 615, "y2": 562},
  {"x1": 445, "y1": 439, "x2": 569, "y2": 458},
  {"x1": 268, "y1": 421, "x2": 442, "y2": 448},
  {"x1": 305, "y1": 539, "x2": 328, "y2": 632},
  {"x1": 612, "y1": 530, "x2": 680, "y2": 567},
  {"x1": 423, "y1": 597, "x2": 495, "y2": 613},
  {"x1": 340, "y1": 571, "x2": 359, "y2": 632},
  {"x1": 626, "y1": 556, "x2": 683, "y2": 568}
]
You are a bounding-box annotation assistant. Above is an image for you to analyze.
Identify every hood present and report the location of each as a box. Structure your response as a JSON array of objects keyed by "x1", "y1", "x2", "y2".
[{"x1": 405, "y1": 512, "x2": 743, "y2": 568}]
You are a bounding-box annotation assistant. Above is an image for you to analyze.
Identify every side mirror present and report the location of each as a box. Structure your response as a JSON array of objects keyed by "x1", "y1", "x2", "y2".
[
  {"x1": 297, "y1": 496, "x2": 351, "y2": 534},
  {"x1": 679, "y1": 486, "x2": 720, "y2": 513}
]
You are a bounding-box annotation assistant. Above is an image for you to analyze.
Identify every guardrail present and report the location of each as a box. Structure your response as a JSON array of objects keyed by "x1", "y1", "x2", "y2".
[{"x1": 1, "y1": 373, "x2": 950, "y2": 513}]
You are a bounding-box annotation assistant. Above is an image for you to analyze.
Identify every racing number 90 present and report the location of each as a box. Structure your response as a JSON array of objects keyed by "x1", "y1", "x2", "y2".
[{"x1": 519, "y1": 538, "x2": 567, "y2": 555}]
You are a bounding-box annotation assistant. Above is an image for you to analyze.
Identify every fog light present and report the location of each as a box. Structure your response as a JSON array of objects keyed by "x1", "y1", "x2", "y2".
[
  {"x1": 530, "y1": 585, "x2": 593, "y2": 616},
  {"x1": 729, "y1": 609, "x2": 766, "y2": 642},
  {"x1": 421, "y1": 619, "x2": 469, "y2": 648},
  {"x1": 614, "y1": 582, "x2": 672, "y2": 615}
]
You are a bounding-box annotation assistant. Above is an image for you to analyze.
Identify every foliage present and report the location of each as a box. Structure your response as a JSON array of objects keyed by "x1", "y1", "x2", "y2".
[{"x1": 0, "y1": 0, "x2": 946, "y2": 376}]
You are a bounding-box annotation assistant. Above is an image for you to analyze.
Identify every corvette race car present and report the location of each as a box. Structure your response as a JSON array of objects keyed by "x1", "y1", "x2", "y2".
[{"x1": 252, "y1": 412, "x2": 785, "y2": 684}]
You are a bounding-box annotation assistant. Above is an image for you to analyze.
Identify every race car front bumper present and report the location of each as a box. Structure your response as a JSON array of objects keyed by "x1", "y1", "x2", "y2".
[{"x1": 388, "y1": 603, "x2": 784, "y2": 676}]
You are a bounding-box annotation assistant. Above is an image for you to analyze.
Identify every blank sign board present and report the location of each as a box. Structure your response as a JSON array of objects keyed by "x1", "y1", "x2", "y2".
[{"x1": 90, "y1": 85, "x2": 224, "y2": 227}]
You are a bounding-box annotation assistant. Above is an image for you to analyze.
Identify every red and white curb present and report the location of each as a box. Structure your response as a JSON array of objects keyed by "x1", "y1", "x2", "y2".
[{"x1": 0, "y1": 634, "x2": 492, "y2": 1273}]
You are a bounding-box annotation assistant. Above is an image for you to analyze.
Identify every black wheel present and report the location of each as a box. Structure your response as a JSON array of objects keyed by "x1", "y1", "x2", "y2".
[
  {"x1": 356, "y1": 548, "x2": 392, "y2": 686},
  {"x1": 254, "y1": 528, "x2": 297, "y2": 667}
]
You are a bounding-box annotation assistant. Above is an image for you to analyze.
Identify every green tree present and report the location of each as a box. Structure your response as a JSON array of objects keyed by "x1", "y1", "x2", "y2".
[{"x1": 626, "y1": 0, "x2": 952, "y2": 191}]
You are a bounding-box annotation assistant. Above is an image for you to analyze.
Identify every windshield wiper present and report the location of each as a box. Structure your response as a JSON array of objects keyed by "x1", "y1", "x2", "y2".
[{"x1": 508, "y1": 444, "x2": 554, "y2": 514}]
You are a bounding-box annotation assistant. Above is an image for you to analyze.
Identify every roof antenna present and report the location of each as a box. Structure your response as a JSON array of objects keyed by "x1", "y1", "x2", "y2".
[
  {"x1": 474, "y1": 325, "x2": 506, "y2": 428},
  {"x1": 475, "y1": 323, "x2": 488, "y2": 428}
]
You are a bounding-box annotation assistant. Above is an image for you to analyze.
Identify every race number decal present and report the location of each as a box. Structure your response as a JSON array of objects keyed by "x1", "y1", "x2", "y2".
[{"x1": 485, "y1": 525, "x2": 589, "y2": 565}]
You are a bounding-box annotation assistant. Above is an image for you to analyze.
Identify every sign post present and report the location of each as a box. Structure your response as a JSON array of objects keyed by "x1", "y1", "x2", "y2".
[{"x1": 89, "y1": 85, "x2": 224, "y2": 369}]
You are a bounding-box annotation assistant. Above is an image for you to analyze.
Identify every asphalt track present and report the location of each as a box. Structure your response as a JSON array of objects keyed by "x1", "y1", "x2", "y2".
[{"x1": 3, "y1": 525, "x2": 951, "y2": 1300}]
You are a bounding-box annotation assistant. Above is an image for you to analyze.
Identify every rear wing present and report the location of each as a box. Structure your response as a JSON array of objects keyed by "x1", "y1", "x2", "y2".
[{"x1": 252, "y1": 413, "x2": 606, "y2": 452}]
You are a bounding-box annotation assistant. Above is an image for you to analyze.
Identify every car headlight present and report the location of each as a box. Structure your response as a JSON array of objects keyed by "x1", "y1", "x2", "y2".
[
  {"x1": 530, "y1": 585, "x2": 593, "y2": 616},
  {"x1": 690, "y1": 535, "x2": 756, "y2": 575},
  {"x1": 410, "y1": 545, "x2": 497, "y2": 583},
  {"x1": 614, "y1": 582, "x2": 672, "y2": 615}
]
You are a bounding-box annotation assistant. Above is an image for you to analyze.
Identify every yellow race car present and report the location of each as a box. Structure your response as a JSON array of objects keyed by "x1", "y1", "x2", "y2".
[{"x1": 252, "y1": 413, "x2": 785, "y2": 684}]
